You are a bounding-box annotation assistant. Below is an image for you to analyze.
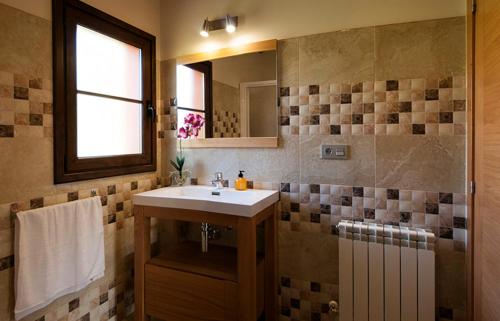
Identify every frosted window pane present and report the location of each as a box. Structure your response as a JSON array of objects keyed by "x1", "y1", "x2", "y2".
[
  {"x1": 176, "y1": 65, "x2": 205, "y2": 110},
  {"x1": 177, "y1": 109, "x2": 206, "y2": 139},
  {"x1": 77, "y1": 25, "x2": 142, "y2": 100},
  {"x1": 77, "y1": 94, "x2": 142, "y2": 158}
]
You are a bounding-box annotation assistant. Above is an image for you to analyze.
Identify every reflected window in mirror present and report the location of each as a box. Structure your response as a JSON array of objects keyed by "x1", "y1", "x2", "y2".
[
  {"x1": 176, "y1": 62, "x2": 212, "y2": 138},
  {"x1": 176, "y1": 50, "x2": 277, "y2": 139}
]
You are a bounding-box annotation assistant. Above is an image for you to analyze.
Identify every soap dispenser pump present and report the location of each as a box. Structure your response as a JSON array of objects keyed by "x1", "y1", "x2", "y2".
[{"x1": 235, "y1": 170, "x2": 247, "y2": 191}]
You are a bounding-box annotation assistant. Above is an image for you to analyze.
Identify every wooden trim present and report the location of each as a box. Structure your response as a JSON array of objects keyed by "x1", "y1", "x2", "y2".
[
  {"x1": 134, "y1": 206, "x2": 151, "y2": 321},
  {"x1": 138, "y1": 205, "x2": 239, "y2": 226},
  {"x1": 264, "y1": 204, "x2": 278, "y2": 321},
  {"x1": 467, "y1": 0, "x2": 476, "y2": 320},
  {"x1": 176, "y1": 39, "x2": 277, "y2": 65},
  {"x1": 181, "y1": 137, "x2": 279, "y2": 149},
  {"x1": 237, "y1": 217, "x2": 257, "y2": 321},
  {"x1": 52, "y1": 0, "x2": 156, "y2": 183}
]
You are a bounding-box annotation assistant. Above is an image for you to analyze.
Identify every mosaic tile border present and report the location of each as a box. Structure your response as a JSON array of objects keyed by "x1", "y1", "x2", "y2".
[
  {"x1": 278, "y1": 183, "x2": 467, "y2": 250},
  {"x1": 279, "y1": 76, "x2": 466, "y2": 136},
  {"x1": 0, "y1": 71, "x2": 53, "y2": 138},
  {"x1": 213, "y1": 109, "x2": 241, "y2": 138}
]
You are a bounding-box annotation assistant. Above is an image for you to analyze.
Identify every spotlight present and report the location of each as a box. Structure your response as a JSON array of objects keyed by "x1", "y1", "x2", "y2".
[
  {"x1": 200, "y1": 18, "x2": 209, "y2": 37},
  {"x1": 225, "y1": 15, "x2": 236, "y2": 33}
]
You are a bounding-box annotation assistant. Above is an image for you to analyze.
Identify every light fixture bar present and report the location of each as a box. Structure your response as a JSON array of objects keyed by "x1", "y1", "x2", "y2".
[{"x1": 199, "y1": 15, "x2": 238, "y2": 37}]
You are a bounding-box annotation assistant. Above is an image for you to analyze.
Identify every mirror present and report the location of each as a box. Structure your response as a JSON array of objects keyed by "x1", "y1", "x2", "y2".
[{"x1": 176, "y1": 42, "x2": 277, "y2": 143}]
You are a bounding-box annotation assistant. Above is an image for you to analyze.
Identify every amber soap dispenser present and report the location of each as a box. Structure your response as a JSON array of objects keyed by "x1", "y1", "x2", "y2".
[{"x1": 235, "y1": 170, "x2": 247, "y2": 191}]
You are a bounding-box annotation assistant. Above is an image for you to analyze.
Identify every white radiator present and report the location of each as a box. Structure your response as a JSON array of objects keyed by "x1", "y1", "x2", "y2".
[{"x1": 338, "y1": 220, "x2": 435, "y2": 321}]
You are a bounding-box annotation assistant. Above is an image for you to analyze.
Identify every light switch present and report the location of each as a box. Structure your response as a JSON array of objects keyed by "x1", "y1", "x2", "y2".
[{"x1": 321, "y1": 144, "x2": 348, "y2": 160}]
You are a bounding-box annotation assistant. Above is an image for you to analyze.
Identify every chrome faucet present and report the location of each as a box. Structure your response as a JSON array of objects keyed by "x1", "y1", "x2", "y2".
[{"x1": 212, "y1": 172, "x2": 224, "y2": 189}]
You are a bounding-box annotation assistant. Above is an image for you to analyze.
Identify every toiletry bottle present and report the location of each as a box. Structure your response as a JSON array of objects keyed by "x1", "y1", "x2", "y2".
[{"x1": 235, "y1": 171, "x2": 247, "y2": 191}]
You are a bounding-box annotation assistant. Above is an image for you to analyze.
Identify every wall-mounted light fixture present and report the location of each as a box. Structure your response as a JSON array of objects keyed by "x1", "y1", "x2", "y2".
[{"x1": 199, "y1": 15, "x2": 238, "y2": 37}]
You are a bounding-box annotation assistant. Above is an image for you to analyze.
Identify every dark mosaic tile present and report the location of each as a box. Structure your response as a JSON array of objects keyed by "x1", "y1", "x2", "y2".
[
  {"x1": 425, "y1": 203, "x2": 439, "y2": 214},
  {"x1": 67, "y1": 191, "x2": 79, "y2": 202},
  {"x1": 247, "y1": 181, "x2": 254, "y2": 189},
  {"x1": 107, "y1": 185, "x2": 116, "y2": 195},
  {"x1": 222, "y1": 180, "x2": 229, "y2": 188},
  {"x1": 99, "y1": 292, "x2": 108, "y2": 305},
  {"x1": 310, "y1": 213, "x2": 321, "y2": 223},
  {"x1": 439, "y1": 307, "x2": 453, "y2": 320},
  {"x1": 320, "y1": 104, "x2": 330, "y2": 114},
  {"x1": 281, "y1": 212, "x2": 291, "y2": 221},
  {"x1": 100, "y1": 195, "x2": 108, "y2": 206},
  {"x1": 0, "y1": 125, "x2": 14, "y2": 137},
  {"x1": 439, "y1": 193, "x2": 453, "y2": 204},
  {"x1": 453, "y1": 217, "x2": 467, "y2": 229},
  {"x1": 29, "y1": 78, "x2": 43, "y2": 89},
  {"x1": 310, "y1": 115, "x2": 320, "y2": 125},
  {"x1": 158, "y1": 131, "x2": 165, "y2": 139},
  {"x1": 412, "y1": 124, "x2": 425, "y2": 135},
  {"x1": 14, "y1": 87, "x2": 29, "y2": 100},
  {"x1": 341, "y1": 196, "x2": 352, "y2": 206},
  {"x1": 0, "y1": 255, "x2": 14, "y2": 271},
  {"x1": 68, "y1": 298, "x2": 79, "y2": 312},
  {"x1": 425, "y1": 89, "x2": 439, "y2": 101},
  {"x1": 310, "y1": 281, "x2": 321, "y2": 292},
  {"x1": 439, "y1": 77, "x2": 453, "y2": 88},
  {"x1": 364, "y1": 208, "x2": 375, "y2": 219},
  {"x1": 352, "y1": 82, "x2": 363, "y2": 93},
  {"x1": 352, "y1": 114, "x2": 363, "y2": 124},
  {"x1": 386, "y1": 80, "x2": 399, "y2": 91},
  {"x1": 310, "y1": 184, "x2": 320, "y2": 194},
  {"x1": 320, "y1": 204, "x2": 331, "y2": 214},
  {"x1": 330, "y1": 125, "x2": 341, "y2": 135},
  {"x1": 400, "y1": 212, "x2": 412, "y2": 223},
  {"x1": 280, "y1": 116, "x2": 290, "y2": 126},
  {"x1": 281, "y1": 306, "x2": 291, "y2": 317},
  {"x1": 29, "y1": 113, "x2": 43, "y2": 126},
  {"x1": 439, "y1": 112, "x2": 453, "y2": 123},
  {"x1": 440, "y1": 227, "x2": 453, "y2": 239},
  {"x1": 387, "y1": 113, "x2": 399, "y2": 124},
  {"x1": 290, "y1": 202, "x2": 300, "y2": 212},
  {"x1": 116, "y1": 291, "x2": 124, "y2": 303},
  {"x1": 79, "y1": 313, "x2": 90, "y2": 321},
  {"x1": 131, "y1": 181, "x2": 138, "y2": 190},
  {"x1": 280, "y1": 183, "x2": 290, "y2": 192},
  {"x1": 281, "y1": 276, "x2": 291, "y2": 287},
  {"x1": 363, "y1": 103, "x2": 374, "y2": 113},
  {"x1": 290, "y1": 298, "x2": 300, "y2": 309},
  {"x1": 340, "y1": 93, "x2": 352, "y2": 104},
  {"x1": 353, "y1": 187, "x2": 364, "y2": 197},
  {"x1": 34, "y1": 316, "x2": 45, "y2": 321},
  {"x1": 116, "y1": 202, "x2": 124, "y2": 212},
  {"x1": 321, "y1": 303, "x2": 330, "y2": 313},
  {"x1": 107, "y1": 214, "x2": 116, "y2": 224},
  {"x1": 290, "y1": 106, "x2": 299, "y2": 115},
  {"x1": 30, "y1": 197, "x2": 44, "y2": 209},
  {"x1": 190, "y1": 178, "x2": 198, "y2": 185},
  {"x1": 169, "y1": 97, "x2": 177, "y2": 107},
  {"x1": 280, "y1": 87, "x2": 290, "y2": 97},
  {"x1": 309, "y1": 85, "x2": 319, "y2": 95},
  {"x1": 453, "y1": 100, "x2": 466, "y2": 111},
  {"x1": 387, "y1": 189, "x2": 399, "y2": 200},
  {"x1": 399, "y1": 101, "x2": 412, "y2": 113},
  {"x1": 109, "y1": 306, "x2": 117, "y2": 318}
]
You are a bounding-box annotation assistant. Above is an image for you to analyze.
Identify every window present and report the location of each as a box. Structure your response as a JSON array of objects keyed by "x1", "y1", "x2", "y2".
[
  {"x1": 176, "y1": 62, "x2": 212, "y2": 137},
  {"x1": 53, "y1": 0, "x2": 156, "y2": 183}
]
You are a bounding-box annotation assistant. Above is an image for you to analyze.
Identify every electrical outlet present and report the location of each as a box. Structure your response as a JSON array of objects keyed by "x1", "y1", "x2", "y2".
[{"x1": 321, "y1": 144, "x2": 348, "y2": 159}]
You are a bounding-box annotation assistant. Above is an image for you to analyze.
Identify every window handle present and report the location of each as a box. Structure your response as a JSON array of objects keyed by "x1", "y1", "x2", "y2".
[{"x1": 147, "y1": 102, "x2": 156, "y2": 122}]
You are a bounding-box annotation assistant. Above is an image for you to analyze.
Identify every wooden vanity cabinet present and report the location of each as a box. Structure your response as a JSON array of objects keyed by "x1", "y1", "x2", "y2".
[{"x1": 134, "y1": 203, "x2": 278, "y2": 321}]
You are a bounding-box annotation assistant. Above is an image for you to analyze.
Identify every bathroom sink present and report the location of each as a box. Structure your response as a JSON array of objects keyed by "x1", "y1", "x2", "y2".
[{"x1": 133, "y1": 185, "x2": 279, "y2": 217}]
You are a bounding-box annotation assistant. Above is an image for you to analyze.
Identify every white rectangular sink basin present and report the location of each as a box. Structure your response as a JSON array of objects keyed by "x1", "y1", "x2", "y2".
[{"x1": 133, "y1": 185, "x2": 279, "y2": 217}]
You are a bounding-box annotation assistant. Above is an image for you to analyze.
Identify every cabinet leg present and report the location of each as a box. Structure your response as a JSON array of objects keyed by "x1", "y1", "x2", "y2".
[
  {"x1": 238, "y1": 218, "x2": 257, "y2": 321},
  {"x1": 134, "y1": 207, "x2": 151, "y2": 321},
  {"x1": 265, "y1": 205, "x2": 278, "y2": 321}
]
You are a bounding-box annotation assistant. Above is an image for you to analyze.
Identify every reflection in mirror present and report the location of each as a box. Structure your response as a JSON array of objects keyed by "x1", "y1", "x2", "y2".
[{"x1": 176, "y1": 50, "x2": 277, "y2": 138}]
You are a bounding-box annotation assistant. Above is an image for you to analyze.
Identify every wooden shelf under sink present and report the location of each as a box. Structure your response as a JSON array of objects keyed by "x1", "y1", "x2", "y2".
[{"x1": 147, "y1": 241, "x2": 264, "y2": 282}]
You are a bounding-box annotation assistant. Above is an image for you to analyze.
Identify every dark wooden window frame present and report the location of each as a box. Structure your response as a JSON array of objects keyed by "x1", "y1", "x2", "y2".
[
  {"x1": 177, "y1": 61, "x2": 213, "y2": 138},
  {"x1": 53, "y1": 0, "x2": 156, "y2": 183}
]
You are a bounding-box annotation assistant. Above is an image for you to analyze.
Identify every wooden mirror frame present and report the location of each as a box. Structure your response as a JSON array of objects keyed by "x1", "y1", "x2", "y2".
[{"x1": 176, "y1": 39, "x2": 279, "y2": 148}]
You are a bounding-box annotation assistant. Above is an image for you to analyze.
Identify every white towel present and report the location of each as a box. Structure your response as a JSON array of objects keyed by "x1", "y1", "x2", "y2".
[{"x1": 14, "y1": 196, "x2": 105, "y2": 320}]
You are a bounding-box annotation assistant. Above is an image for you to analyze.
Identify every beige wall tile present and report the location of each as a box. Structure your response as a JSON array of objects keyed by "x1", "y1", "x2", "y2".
[
  {"x1": 299, "y1": 135, "x2": 375, "y2": 186},
  {"x1": 375, "y1": 135, "x2": 465, "y2": 193},
  {"x1": 279, "y1": 229, "x2": 338, "y2": 285},
  {"x1": 278, "y1": 38, "x2": 299, "y2": 87},
  {"x1": 299, "y1": 27, "x2": 374, "y2": 85},
  {"x1": 374, "y1": 17, "x2": 466, "y2": 80}
]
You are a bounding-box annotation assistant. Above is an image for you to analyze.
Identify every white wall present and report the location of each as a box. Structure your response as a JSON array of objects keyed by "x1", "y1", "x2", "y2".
[{"x1": 160, "y1": 0, "x2": 465, "y2": 60}]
